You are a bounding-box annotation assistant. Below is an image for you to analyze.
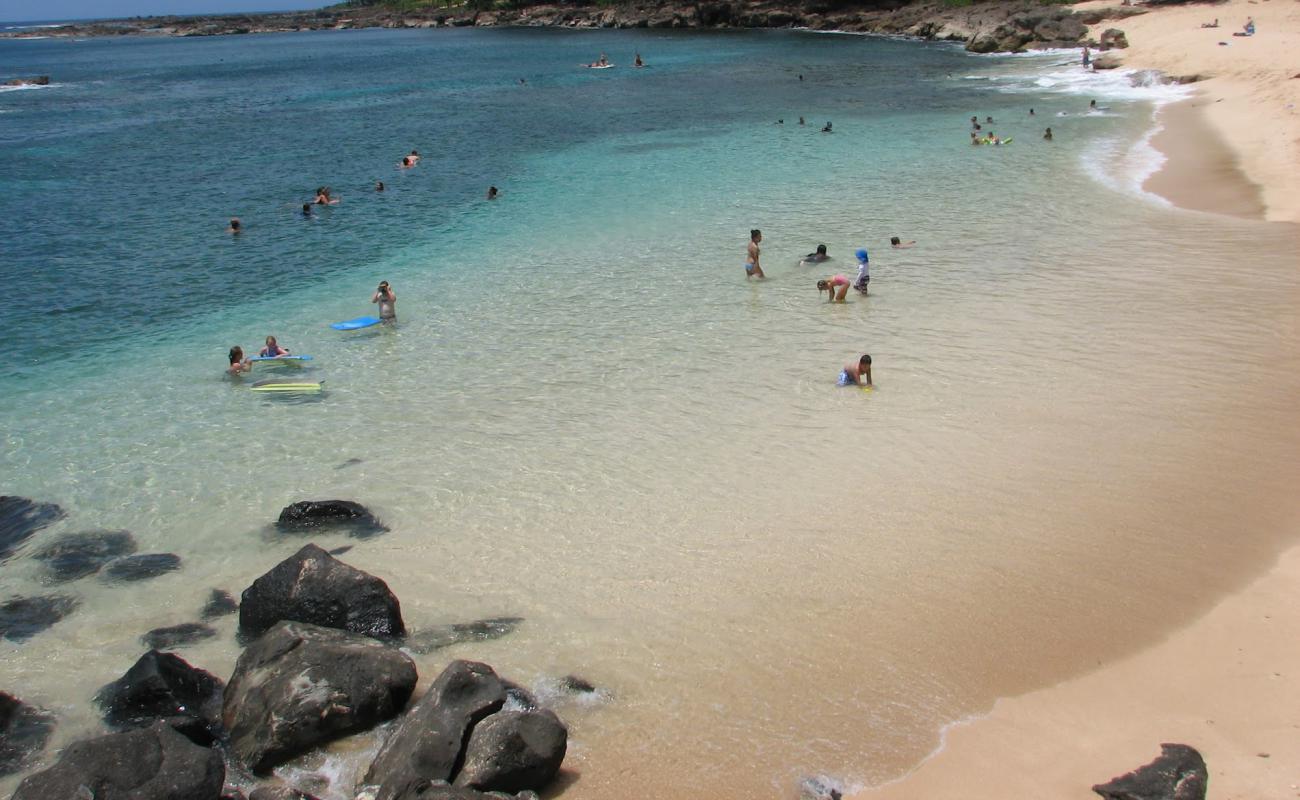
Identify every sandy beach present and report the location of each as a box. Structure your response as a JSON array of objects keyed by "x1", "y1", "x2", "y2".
[
  {"x1": 854, "y1": 3, "x2": 1300, "y2": 797},
  {"x1": 1081, "y1": 0, "x2": 1300, "y2": 222}
]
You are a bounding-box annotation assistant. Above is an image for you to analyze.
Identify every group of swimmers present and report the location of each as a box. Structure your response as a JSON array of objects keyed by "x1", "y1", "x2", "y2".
[
  {"x1": 226, "y1": 281, "x2": 397, "y2": 377},
  {"x1": 967, "y1": 100, "x2": 1102, "y2": 146},
  {"x1": 582, "y1": 52, "x2": 646, "y2": 68}
]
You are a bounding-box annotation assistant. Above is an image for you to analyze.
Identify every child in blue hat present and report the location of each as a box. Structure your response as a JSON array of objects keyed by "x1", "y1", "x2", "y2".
[{"x1": 853, "y1": 248, "x2": 870, "y2": 294}]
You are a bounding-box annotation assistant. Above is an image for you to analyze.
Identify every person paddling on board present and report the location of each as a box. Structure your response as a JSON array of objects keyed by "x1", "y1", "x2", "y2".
[
  {"x1": 838, "y1": 354, "x2": 873, "y2": 388},
  {"x1": 259, "y1": 336, "x2": 290, "y2": 357},
  {"x1": 746, "y1": 229, "x2": 765, "y2": 280},
  {"x1": 227, "y1": 346, "x2": 251, "y2": 376},
  {"x1": 372, "y1": 281, "x2": 396, "y2": 324}
]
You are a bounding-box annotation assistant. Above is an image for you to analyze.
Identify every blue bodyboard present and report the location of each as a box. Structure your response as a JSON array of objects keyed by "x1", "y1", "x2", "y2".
[
  {"x1": 331, "y1": 316, "x2": 381, "y2": 331},
  {"x1": 248, "y1": 355, "x2": 314, "y2": 363}
]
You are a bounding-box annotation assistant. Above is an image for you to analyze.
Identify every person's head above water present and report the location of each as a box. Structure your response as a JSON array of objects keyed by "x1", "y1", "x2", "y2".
[
  {"x1": 229, "y1": 346, "x2": 243, "y2": 364},
  {"x1": 229, "y1": 217, "x2": 240, "y2": 230},
  {"x1": 816, "y1": 244, "x2": 827, "y2": 255},
  {"x1": 890, "y1": 237, "x2": 900, "y2": 246},
  {"x1": 302, "y1": 203, "x2": 311, "y2": 215},
  {"x1": 855, "y1": 248, "x2": 868, "y2": 261},
  {"x1": 751, "y1": 229, "x2": 762, "y2": 242},
  {"x1": 265, "y1": 335, "x2": 278, "y2": 347}
]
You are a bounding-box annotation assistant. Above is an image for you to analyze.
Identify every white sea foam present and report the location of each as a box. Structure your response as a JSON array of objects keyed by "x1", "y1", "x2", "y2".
[
  {"x1": 0, "y1": 82, "x2": 61, "y2": 92},
  {"x1": 1078, "y1": 114, "x2": 1171, "y2": 207}
]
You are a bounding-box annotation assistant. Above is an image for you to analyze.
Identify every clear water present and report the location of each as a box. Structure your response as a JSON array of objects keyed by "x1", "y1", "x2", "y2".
[{"x1": 2, "y1": 28, "x2": 1299, "y2": 799}]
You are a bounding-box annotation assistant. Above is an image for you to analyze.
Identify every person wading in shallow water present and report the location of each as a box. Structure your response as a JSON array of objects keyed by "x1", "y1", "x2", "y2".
[
  {"x1": 746, "y1": 229, "x2": 765, "y2": 279},
  {"x1": 372, "y1": 281, "x2": 396, "y2": 323}
]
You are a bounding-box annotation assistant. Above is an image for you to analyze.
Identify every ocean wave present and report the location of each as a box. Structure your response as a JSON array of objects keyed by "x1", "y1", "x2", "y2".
[
  {"x1": 991, "y1": 63, "x2": 1194, "y2": 105},
  {"x1": 0, "y1": 82, "x2": 62, "y2": 93},
  {"x1": 1078, "y1": 117, "x2": 1170, "y2": 207}
]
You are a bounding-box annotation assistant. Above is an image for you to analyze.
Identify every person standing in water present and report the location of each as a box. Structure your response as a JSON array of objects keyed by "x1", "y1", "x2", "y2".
[
  {"x1": 487, "y1": 186, "x2": 499, "y2": 200},
  {"x1": 227, "y1": 217, "x2": 241, "y2": 234},
  {"x1": 746, "y1": 229, "x2": 765, "y2": 279},
  {"x1": 853, "y1": 248, "x2": 870, "y2": 294},
  {"x1": 372, "y1": 281, "x2": 396, "y2": 323},
  {"x1": 259, "y1": 336, "x2": 289, "y2": 357},
  {"x1": 817, "y1": 275, "x2": 851, "y2": 302},
  {"x1": 227, "y1": 346, "x2": 251, "y2": 376},
  {"x1": 1044, "y1": 127, "x2": 1053, "y2": 140},
  {"x1": 838, "y1": 354, "x2": 873, "y2": 387}
]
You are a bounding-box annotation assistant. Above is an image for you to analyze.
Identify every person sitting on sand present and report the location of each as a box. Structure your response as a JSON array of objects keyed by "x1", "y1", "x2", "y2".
[
  {"x1": 890, "y1": 237, "x2": 915, "y2": 249},
  {"x1": 372, "y1": 281, "x2": 396, "y2": 323},
  {"x1": 746, "y1": 229, "x2": 765, "y2": 279},
  {"x1": 802, "y1": 244, "x2": 830, "y2": 264},
  {"x1": 228, "y1": 346, "x2": 251, "y2": 376},
  {"x1": 817, "y1": 275, "x2": 851, "y2": 302},
  {"x1": 853, "y1": 248, "x2": 870, "y2": 294},
  {"x1": 838, "y1": 354, "x2": 873, "y2": 388},
  {"x1": 1044, "y1": 127, "x2": 1053, "y2": 140},
  {"x1": 258, "y1": 336, "x2": 289, "y2": 358},
  {"x1": 227, "y1": 217, "x2": 241, "y2": 234}
]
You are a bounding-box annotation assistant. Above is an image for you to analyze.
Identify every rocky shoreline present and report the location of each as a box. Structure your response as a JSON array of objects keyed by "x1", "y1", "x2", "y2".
[{"x1": 0, "y1": 1, "x2": 1149, "y2": 55}]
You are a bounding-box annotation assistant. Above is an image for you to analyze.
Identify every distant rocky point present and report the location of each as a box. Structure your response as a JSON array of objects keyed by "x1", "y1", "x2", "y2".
[
  {"x1": 0, "y1": 1, "x2": 1153, "y2": 55},
  {"x1": 2, "y1": 76, "x2": 50, "y2": 86}
]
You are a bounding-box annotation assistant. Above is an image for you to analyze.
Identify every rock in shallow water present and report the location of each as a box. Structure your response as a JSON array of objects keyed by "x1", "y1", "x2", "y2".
[
  {"x1": 141, "y1": 622, "x2": 218, "y2": 650},
  {"x1": 1092, "y1": 743, "x2": 1207, "y2": 800},
  {"x1": 275, "y1": 500, "x2": 389, "y2": 539},
  {"x1": 223, "y1": 621, "x2": 417, "y2": 774},
  {"x1": 403, "y1": 617, "x2": 524, "y2": 654},
  {"x1": 453, "y1": 709, "x2": 567, "y2": 794},
  {"x1": 239, "y1": 543, "x2": 405, "y2": 639},
  {"x1": 0, "y1": 496, "x2": 65, "y2": 561},
  {"x1": 0, "y1": 691, "x2": 55, "y2": 776},
  {"x1": 200, "y1": 588, "x2": 239, "y2": 619},
  {"x1": 11, "y1": 721, "x2": 224, "y2": 800},
  {"x1": 0, "y1": 594, "x2": 79, "y2": 643},
  {"x1": 95, "y1": 650, "x2": 224, "y2": 745},
  {"x1": 102, "y1": 553, "x2": 182, "y2": 582},
  {"x1": 33, "y1": 529, "x2": 137, "y2": 582}
]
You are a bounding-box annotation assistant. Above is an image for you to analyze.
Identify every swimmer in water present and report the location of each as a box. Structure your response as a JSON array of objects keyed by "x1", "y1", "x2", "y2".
[
  {"x1": 1044, "y1": 127, "x2": 1053, "y2": 140},
  {"x1": 314, "y1": 187, "x2": 339, "y2": 205},
  {"x1": 302, "y1": 203, "x2": 313, "y2": 217},
  {"x1": 799, "y1": 116, "x2": 805, "y2": 126},
  {"x1": 890, "y1": 237, "x2": 915, "y2": 249},
  {"x1": 634, "y1": 53, "x2": 644, "y2": 67},
  {"x1": 227, "y1": 346, "x2": 251, "y2": 376},
  {"x1": 971, "y1": 115, "x2": 979, "y2": 129},
  {"x1": 970, "y1": 131, "x2": 981, "y2": 145},
  {"x1": 817, "y1": 275, "x2": 851, "y2": 302},
  {"x1": 227, "y1": 217, "x2": 241, "y2": 234},
  {"x1": 746, "y1": 229, "x2": 765, "y2": 280},
  {"x1": 372, "y1": 280, "x2": 396, "y2": 323},
  {"x1": 408, "y1": 150, "x2": 420, "y2": 164},
  {"x1": 259, "y1": 336, "x2": 289, "y2": 357},
  {"x1": 487, "y1": 186, "x2": 499, "y2": 200},
  {"x1": 821, "y1": 121, "x2": 833, "y2": 133},
  {"x1": 801, "y1": 244, "x2": 829, "y2": 264},
  {"x1": 376, "y1": 180, "x2": 385, "y2": 192},
  {"x1": 838, "y1": 354, "x2": 873, "y2": 388}
]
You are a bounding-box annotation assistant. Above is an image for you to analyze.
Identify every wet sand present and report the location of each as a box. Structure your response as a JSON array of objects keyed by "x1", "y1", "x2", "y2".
[{"x1": 1145, "y1": 96, "x2": 1266, "y2": 220}]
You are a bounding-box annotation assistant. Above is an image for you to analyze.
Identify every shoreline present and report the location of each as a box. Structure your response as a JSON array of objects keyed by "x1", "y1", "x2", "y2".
[
  {"x1": 854, "y1": 541, "x2": 1300, "y2": 799},
  {"x1": 1143, "y1": 94, "x2": 1266, "y2": 220}
]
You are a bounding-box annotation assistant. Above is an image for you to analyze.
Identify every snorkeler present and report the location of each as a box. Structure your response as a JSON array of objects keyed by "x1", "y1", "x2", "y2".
[
  {"x1": 376, "y1": 180, "x2": 385, "y2": 191},
  {"x1": 821, "y1": 121, "x2": 833, "y2": 133},
  {"x1": 302, "y1": 203, "x2": 313, "y2": 218},
  {"x1": 746, "y1": 229, "x2": 765, "y2": 279},
  {"x1": 817, "y1": 275, "x2": 851, "y2": 302}
]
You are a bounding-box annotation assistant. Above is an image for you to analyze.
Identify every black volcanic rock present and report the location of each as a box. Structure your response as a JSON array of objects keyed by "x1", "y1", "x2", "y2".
[
  {"x1": 102, "y1": 553, "x2": 182, "y2": 582},
  {"x1": 200, "y1": 589, "x2": 239, "y2": 620},
  {"x1": 1093, "y1": 743, "x2": 1207, "y2": 800},
  {"x1": 275, "y1": 500, "x2": 388, "y2": 539},
  {"x1": 142, "y1": 622, "x2": 219, "y2": 650},
  {"x1": 0, "y1": 594, "x2": 79, "y2": 643},
  {"x1": 94, "y1": 650, "x2": 224, "y2": 745},
  {"x1": 0, "y1": 692, "x2": 55, "y2": 776},
  {"x1": 33, "y1": 529, "x2": 137, "y2": 582},
  {"x1": 239, "y1": 544, "x2": 404, "y2": 638},
  {"x1": 0, "y1": 496, "x2": 65, "y2": 561}
]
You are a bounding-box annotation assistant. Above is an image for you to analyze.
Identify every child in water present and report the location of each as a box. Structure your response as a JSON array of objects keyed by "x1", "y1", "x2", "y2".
[
  {"x1": 259, "y1": 336, "x2": 289, "y2": 357},
  {"x1": 227, "y1": 346, "x2": 251, "y2": 376},
  {"x1": 853, "y1": 248, "x2": 870, "y2": 294},
  {"x1": 801, "y1": 244, "x2": 830, "y2": 264},
  {"x1": 838, "y1": 354, "x2": 873, "y2": 387},
  {"x1": 816, "y1": 275, "x2": 851, "y2": 302}
]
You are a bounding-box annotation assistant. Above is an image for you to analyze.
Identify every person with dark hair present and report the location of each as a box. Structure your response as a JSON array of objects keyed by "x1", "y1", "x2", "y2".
[
  {"x1": 1044, "y1": 127, "x2": 1053, "y2": 141},
  {"x1": 227, "y1": 346, "x2": 251, "y2": 376},
  {"x1": 838, "y1": 354, "x2": 873, "y2": 387},
  {"x1": 817, "y1": 275, "x2": 851, "y2": 302},
  {"x1": 376, "y1": 180, "x2": 385, "y2": 192},
  {"x1": 890, "y1": 237, "x2": 915, "y2": 249},
  {"x1": 227, "y1": 217, "x2": 241, "y2": 234},
  {"x1": 801, "y1": 243, "x2": 830, "y2": 264},
  {"x1": 746, "y1": 229, "x2": 765, "y2": 279},
  {"x1": 372, "y1": 281, "x2": 396, "y2": 323},
  {"x1": 302, "y1": 203, "x2": 313, "y2": 218},
  {"x1": 487, "y1": 186, "x2": 499, "y2": 200},
  {"x1": 821, "y1": 121, "x2": 833, "y2": 133}
]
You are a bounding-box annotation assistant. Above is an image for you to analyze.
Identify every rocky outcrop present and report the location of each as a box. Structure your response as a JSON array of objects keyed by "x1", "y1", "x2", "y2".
[
  {"x1": 1092, "y1": 53, "x2": 1124, "y2": 70},
  {"x1": 223, "y1": 621, "x2": 416, "y2": 774},
  {"x1": 0, "y1": 692, "x2": 55, "y2": 776},
  {"x1": 453, "y1": 709, "x2": 567, "y2": 793},
  {"x1": 0, "y1": 496, "x2": 65, "y2": 561},
  {"x1": 1100, "y1": 28, "x2": 1129, "y2": 50},
  {"x1": 201, "y1": 588, "x2": 239, "y2": 619},
  {"x1": 33, "y1": 529, "x2": 137, "y2": 582},
  {"x1": 142, "y1": 622, "x2": 219, "y2": 650},
  {"x1": 248, "y1": 787, "x2": 324, "y2": 800},
  {"x1": 94, "y1": 650, "x2": 225, "y2": 745},
  {"x1": 1093, "y1": 743, "x2": 1208, "y2": 800},
  {"x1": 1, "y1": 76, "x2": 50, "y2": 86},
  {"x1": 363, "y1": 660, "x2": 507, "y2": 800},
  {"x1": 275, "y1": 500, "x2": 389, "y2": 539},
  {"x1": 102, "y1": 552, "x2": 182, "y2": 582},
  {"x1": 0, "y1": 594, "x2": 79, "y2": 643},
  {"x1": 11, "y1": 721, "x2": 224, "y2": 800},
  {"x1": 239, "y1": 543, "x2": 405, "y2": 638}
]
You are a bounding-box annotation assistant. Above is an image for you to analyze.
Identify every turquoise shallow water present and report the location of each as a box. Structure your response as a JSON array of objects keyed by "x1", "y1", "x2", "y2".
[{"x1": 3, "y1": 28, "x2": 1300, "y2": 799}]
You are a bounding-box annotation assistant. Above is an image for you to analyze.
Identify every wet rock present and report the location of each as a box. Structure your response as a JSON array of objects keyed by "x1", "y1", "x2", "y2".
[
  {"x1": 1092, "y1": 53, "x2": 1124, "y2": 70},
  {"x1": 142, "y1": 622, "x2": 219, "y2": 650},
  {"x1": 1092, "y1": 743, "x2": 1207, "y2": 800},
  {"x1": 364, "y1": 660, "x2": 507, "y2": 800},
  {"x1": 275, "y1": 500, "x2": 388, "y2": 539},
  {"x1": 94, "y1": 650, "x2": 224, "y2": 745},
  {"x1": 33, "y1": 529, "x2": 137, "y2": 582},
  {"x1": 397, "y1": 783, "x2": 497, "y2": 800},
  {"x1": 0, "y1": 496, "x2": 65, "y2": 561},
  {"x1": 404, "y1": 617, "x2": 524, "y2": 654},
  {"x1": 558, "y1": 675, "x2": 596, "y2": 694},
  {"x1": 223, "y1": 621, "x2": 416, "y2": 774},
  {"x1": 336, "y1": 458, "x2": 363, "y2": 469},
  {"x1": 11, "y1": 720, "x2": 224, "y2": 800},
  {"x1": 248, "y1": 787, "x2": 325, "y2": 800},
  {"x1": 239, "y1": 543, "x2": 405, "y2": 639},
  {"x1": 102, "y1": 552, "x2": 182, "y2": 582},
  {"x1": 2, "y1": 76, "x2": 50, "y2": 86},
  {"x1": 0, "y1": 594, "x2": 79, "y2": 643},
  {"x1": 800, "y1": 774, "x2": 845, "y2": 800},
  {"x1": 200, "y1": 589, "x2": 239, "y2": 619},
  {"x1": 1100, "y1": 28, "x2": 1129, "y2": 50},
  {"x1": 0, "y1": 692, "x2": 55, "y2": 776},
  {"x1": 453, "y1": 709, "x2": 567, "y2": 794},
  {"x1": 327, "y1": 545, "x2": 353, "y2": 556}
]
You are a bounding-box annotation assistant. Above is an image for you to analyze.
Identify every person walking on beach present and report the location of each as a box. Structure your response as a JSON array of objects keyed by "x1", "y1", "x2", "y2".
[
  {"x1": 746, "y1": 229, "x2": 765, "y2": 279},
  {"x1": 838, "y1": 354, "x2": 873, "y2": 388},
  {"x1": 853, "y1": 248, "x2": 870, "y2": 294},
  {"x1": 372, "y1": 281, "x2": 396, "y2": 323},
  {"x1": 817, "y1": 275, "x2": 851, "y2": 302}
]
